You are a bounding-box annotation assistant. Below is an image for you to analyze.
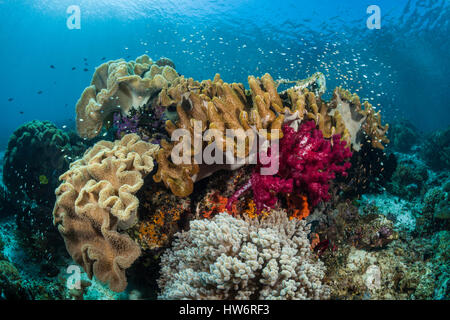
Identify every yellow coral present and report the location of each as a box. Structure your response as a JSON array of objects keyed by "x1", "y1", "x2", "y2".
[
  {"x1": 52, "y1": 133, "x2": 159, "y2": 292},
  {"x1": 76, "y1": 55, "x2": 178, "y2": 139},
  {"x1": 153, "y1": 73, "x2": 306, "y2": 197}
]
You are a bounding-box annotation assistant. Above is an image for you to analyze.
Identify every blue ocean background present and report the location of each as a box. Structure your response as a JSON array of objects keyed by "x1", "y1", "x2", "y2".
[{"x1": 0, "y1": 0, "x2": 448, "y2": 149}]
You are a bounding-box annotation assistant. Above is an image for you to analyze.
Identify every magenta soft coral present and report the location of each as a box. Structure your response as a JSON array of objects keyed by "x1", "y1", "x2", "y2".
[
  {"x1": 227, "y1": 120, "x2": 352, "y2": 213},
  {"x1": 279, "y1": 121, "x2": 352, "y2": 206}
]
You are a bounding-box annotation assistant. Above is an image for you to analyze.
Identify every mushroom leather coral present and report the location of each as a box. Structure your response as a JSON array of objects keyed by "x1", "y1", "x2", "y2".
[
  {"x1": 52, "y1": 134, "x2": 159, "y2": 292},
  {"x1": 76, "y1": 55, "x2": 178, "y2": 139}
]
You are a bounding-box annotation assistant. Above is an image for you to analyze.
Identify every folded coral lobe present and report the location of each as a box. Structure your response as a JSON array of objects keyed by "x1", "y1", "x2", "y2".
[
  {"x1": 76, "y1": 55, "x2": 178, "y2": 139},
  {"x1": 53, "y1": 134, "x2": 159, "y2": 292}
]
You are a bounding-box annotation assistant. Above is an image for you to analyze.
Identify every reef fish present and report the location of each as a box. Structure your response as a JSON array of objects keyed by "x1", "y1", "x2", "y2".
[{"x1": 39, "y1": 175, "x2": 49, "y2": 185}]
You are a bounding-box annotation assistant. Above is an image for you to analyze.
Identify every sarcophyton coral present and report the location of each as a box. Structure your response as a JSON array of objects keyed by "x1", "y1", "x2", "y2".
[
  {"x1": 157, "y1": 210, "x2": 330, "y2": 300},
  {"x1": 329, "y1": 87, "x2": 389, "y2": 151},
  {"x1": 53, "y1": 133, "x2": 159, "y2": 292},
  {"x1": 153, "y1": 72, "x2": 389, "y2": 198},
  {"x1": 76, "y1": 55, "x2": 178, "y2": 139},
  {"x1": 3, "y1": 120, "x2": 84, "y2": 205}
]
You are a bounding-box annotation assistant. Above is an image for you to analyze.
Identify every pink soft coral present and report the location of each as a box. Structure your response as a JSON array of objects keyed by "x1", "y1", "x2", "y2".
[{"x1": 227, "y1": 121, "x2": 352, "y2": 213}]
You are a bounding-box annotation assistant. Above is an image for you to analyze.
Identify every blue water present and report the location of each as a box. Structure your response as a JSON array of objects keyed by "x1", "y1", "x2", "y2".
[{"x1": 0, "y1": 0, "x2": 448, "y2": 148}]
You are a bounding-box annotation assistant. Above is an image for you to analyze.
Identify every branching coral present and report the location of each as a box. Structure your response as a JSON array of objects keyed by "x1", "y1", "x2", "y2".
[
  {"x1": 53, "y1": 133, "x2": 159, "y2": 292},
  {"x1": 76, "y1": 55, "x2": 178, "y2": 139},
  {"x1": 228, "y1": 121, "x2": 352, "y2": 214},
  {"x1": 157, "y1": 210, "x2": 330, "y2": 300}
]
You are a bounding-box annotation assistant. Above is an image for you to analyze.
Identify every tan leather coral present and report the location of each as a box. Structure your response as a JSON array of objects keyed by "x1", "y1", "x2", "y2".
[
  {"x1": 53, "y1": 134, "x2": 159, "y2": 292},
  {"x1": 328, "y1": 87, "x2": 389, "y2": 151},
  {"x1": 76, "y1": 55, "x2": 178, "y2": 139},
  {"x1": 153, "y1": 73, "x2": 315, "y2": 197},
  {"x1": 152, "y1": 72, "x2": 389, "y2": 198}
]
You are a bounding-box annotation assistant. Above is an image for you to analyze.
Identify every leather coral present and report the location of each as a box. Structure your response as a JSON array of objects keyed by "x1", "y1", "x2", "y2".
[
  {"x1": 52, "y1": 133, "x2": 159, "y2": 292},
  {"x1": 76, "y1": 55, "x2": 178, "y2": 139},
  {"x1": 153, "y1": 73, "x2": 307, "y2": 197},
  {"x1": 153, "y1": 71, "x2": 389, "y2": 199}
]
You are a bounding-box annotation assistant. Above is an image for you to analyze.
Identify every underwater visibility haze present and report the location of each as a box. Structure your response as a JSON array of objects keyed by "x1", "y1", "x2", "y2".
[{"x1": 0, "y1": 0, "x2": 449, "y2": 301}]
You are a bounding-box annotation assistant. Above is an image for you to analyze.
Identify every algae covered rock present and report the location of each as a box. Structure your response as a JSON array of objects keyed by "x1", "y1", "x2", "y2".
[
  {"x1": 416, "y1": 186, "x2": 450, "y2": 235},
  {"x1": 420, "y1": 126, "x2": 450, "y2": 171},
  {"x1": 387, "y1": 159, "x2": 429, "y2": 200},
  {"x1": 387, "y1": 120, "x2": 421, "y2": 153},
  {"x1": 0, "y1": 260, "x2": 28, "y2": 300}
]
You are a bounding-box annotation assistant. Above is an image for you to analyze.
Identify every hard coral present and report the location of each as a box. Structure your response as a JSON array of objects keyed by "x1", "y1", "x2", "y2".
[
  {"x1": 158, "y1": 210, "x2": 330, "y2": 300},
  {"x1": 3, "y1": 120, "x2": 85, "y2": 206}
]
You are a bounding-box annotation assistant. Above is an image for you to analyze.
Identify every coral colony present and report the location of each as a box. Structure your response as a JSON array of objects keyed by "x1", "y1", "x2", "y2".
[{"x1": 0, "y1": 55, "x2": 448, "y2": 300}]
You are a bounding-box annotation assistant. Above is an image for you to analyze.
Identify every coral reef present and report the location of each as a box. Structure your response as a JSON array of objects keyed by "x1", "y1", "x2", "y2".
[
  {"x1": 416, "y1": 186, "x2": 450, "y2": 235},
  {"x1": 387, "y1": 158, "x2": 429, "y2": 200},
  {"x1": 387, "y1": 120, "x2": 421, "y2": 153},
  {"x1": 420, "y1": 125, "x2": 450, "y2": 171},
  {"x1": 153, "y1": 70, "x2": 388, "y2": 199},
  {"x1": 52, "y1": 133, "x2": 159, "y2": 292},
  {"x1": 158, "y1": 210, "x2": 330, "y2": 299},
  {"x1": 2, "y1": 120, "x2": 85, "y2": 206},
  {"x1": 307, "y1": 200, "x2": 447, "y2": 300},
  {"x1": 7, "y1": 54, "x2": 441, "y2": 301},
  {"x1": 310, "y1": 201, "x2": 398, "y2": 256},
  {"x1": 76, "y1": 55, "x2": 179, "y2": 139}
]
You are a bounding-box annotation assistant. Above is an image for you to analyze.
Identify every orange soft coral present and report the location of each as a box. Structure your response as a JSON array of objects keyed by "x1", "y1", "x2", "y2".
[
  {"x1": 287, "y1": 194, "x2": 310, "y2": 220},
  {"x1": 135, "y1": 186, "x2": 189, "y2": 250},
  {"x1": 137, "y1": 205, "x2": 183, "y2": 250},
  {"x1": 201, "y1": 192, "x2": 238, "y2": 218},
  {"x1": 310, "y1": 233, "x2": 320, "y2": 250}
]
